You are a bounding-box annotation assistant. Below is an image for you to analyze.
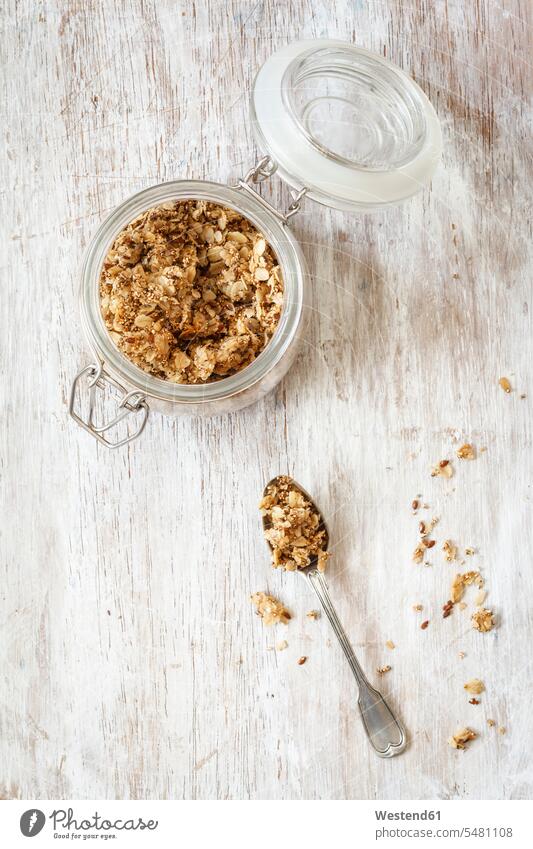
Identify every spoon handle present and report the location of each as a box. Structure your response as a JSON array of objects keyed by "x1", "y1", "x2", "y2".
[{"x1": 306, "y1": 569, "x2": 407, "y2": 758}]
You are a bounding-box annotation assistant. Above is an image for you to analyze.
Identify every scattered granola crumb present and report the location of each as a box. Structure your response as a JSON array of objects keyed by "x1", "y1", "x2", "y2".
[
  {"x1": 487, "y1": 719, "x2": 496, "y2": 727},
  {"x1": 451, "y1": 571, "x2": 483, "y2": 604},
  {"x1": 475, "y1": 589, "x2": 487, "y2": 606},
  {"x1": 413, "y1": 604, "x2": 423, "y2": 612},
  {"x1": 423, "y1": 538, "x2": 436, "y2": 549},
  {"x1": 458, "y1": 602, "x2": 467, "y2": 611},
  {"x1": 385, "y1": 640, "x2": 395, "y2": 650},
  {"x1": 419, "y1": 520, "x2": 427, "y2": 535},
  {"x1": 100, "y1": 200, "x2": 283, "y2": 383},
  {"x1": 469, "y1": 698, "x2": 480, "y2": 705},
  {"x1": 412, "y1": 542, "x2": 425, "y2": 564},
  {"x1": 499, "y1": 377, "x2": 512, "y2": 393},
  {"x1": 472, "y1": 607, "x2": 495, "y2": 632},
  {"x1": 412, "y1": 499, "x2": 419, "y2": 511},
  {"x1": 449, "y1": 728, "x2": 477, "y2": 750},
  {"x1": 456, "y1": 443, "x2": 476, "y2": 460},
  {"x1": 297, "y1": 656, "x2": 307, "y2": 666},
  {"x1": 431, "y1": 459, "x2": 453, "y2": 479},
  {"x1": 260, "y1": 476, "x2": 329, "y2": 572},
  {"x1": 251, "y1": 592, "x2": 291, "y2": 626},
  {"x1": 465, "y1": 547, "x2": 475, "y2": 556},
  {"x1": 275, "y1": 640, "x2": 288, "y2": 651},
  {"x1": 498, "y1": 726, "x2": 506, "y2": 735},
  {"x1": 443, "y1": 540, "x2": 457, "y2": 562},
  {"x1": 377, "y1": 665, "x2": 392, "y2": 675},
  {"x1": 458, "y1": 651, "x2": 466, "y2": 659},
  {"x1": 420, "y1": 619, "x2": 429, "y2": 630},
  {"x1": 520, "y1": 393, "x2": 526, "y2": 400},
  {"x1": 306, "y1": 610, "x2": 320, "y2": 620},
  {"x1": 464, "y1": 679, "x2": 485, "y2": 695}
]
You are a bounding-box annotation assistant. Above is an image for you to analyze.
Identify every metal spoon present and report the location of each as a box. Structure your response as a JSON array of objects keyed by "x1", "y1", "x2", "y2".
[{"x1": 262, "y1": 477, "x2": 407, "y2": 758}]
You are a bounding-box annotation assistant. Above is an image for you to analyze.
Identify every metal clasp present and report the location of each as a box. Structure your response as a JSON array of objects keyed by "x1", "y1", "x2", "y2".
[
  {"x1": 234, "y1": 156, "x2": 308, "y2": 224},
  {"x1": 69, "y1": 362, "x2": 149, "y2": 448}
]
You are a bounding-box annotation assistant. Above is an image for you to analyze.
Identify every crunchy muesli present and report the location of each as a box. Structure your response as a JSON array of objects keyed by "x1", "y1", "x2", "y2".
[
  {"x1": 100, "y1": 200, "x2": 283, "y2": 383},
  {"x1": 475, "y1": 589, "x2": 487, "y2": 606},
  {"x1": 451, "y1": 571, "x2": 483, "y2": 604},
  {"x1": 259, "y1": 476, "x2": 329, "y2": 572},
  {"x1": 471, "y1": 607, "x2": 495, "y2": 632},
  {"x1": 412, "y1": 542, "x2": 425, "y2": 564},
  {"x1": 443, "y1": 540, "x2": 457, "y2": 562},
  {"x1": 449, "y1": 727, "x2": 477, "y2": 750},
  {"x1": 456, "y1": 443, "x2": 476, "y2": 460},
  {"x1": 251, "y1": 591, "x2": 291, "y2": 626},
  {"x1": 464, "y1": 679, "x2": 484, "y2": 695},
  {"x1": 377, "y1": 665, "x2": 391, "y2": 675}
]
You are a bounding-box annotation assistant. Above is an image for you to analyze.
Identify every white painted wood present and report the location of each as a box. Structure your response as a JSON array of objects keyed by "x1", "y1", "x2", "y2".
[{"x1": 2, "y1": 0, "x2": 532, "y2": 800}]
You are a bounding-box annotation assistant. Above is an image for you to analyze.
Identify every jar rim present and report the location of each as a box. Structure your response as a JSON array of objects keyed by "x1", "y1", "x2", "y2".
[{"x1": 80, "y1": 179, "x2": 306, "y2": 404}]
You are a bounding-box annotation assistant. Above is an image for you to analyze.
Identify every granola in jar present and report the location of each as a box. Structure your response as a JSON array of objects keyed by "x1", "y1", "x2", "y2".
[{"x1": 99, "y1": 200, "x2": 283, "y2": 384}]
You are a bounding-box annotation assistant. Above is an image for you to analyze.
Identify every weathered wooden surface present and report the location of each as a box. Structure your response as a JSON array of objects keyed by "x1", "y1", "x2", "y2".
[{"x1": 2, "y1": 0, "x2": 532, "y2": 800}]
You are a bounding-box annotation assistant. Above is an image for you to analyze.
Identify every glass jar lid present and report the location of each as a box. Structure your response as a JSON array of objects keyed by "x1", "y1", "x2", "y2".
[{"x1": 251, "y1": 39, "x2": 442, "y2": 211}]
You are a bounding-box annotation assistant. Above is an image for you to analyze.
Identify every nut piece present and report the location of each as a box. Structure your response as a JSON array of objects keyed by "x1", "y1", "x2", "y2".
[
  {"x1": 99, "y1": 200, "x2": 283, "y2": 384},
  {"x1": 377, "y1": 665, "x2": 392, "y2": 675},
  {"x1": 456, "y1": 443, "x2": 476, "y2": 460},
  {"x1": 472, "y1": 607, "x2": 495, "y2": 632},
  {"x1": 499, "y1": 377, "x2": 512, "y2": 393},
  {"x1": 442, "y1": 600, "x2": 454, "y2": 618},
  {"x1": 420, "y1": 619, "x2": 430, "y2": 630},
  {"x1": 260, "y1": 476, "x2": 329, "y2": 573},
  {"x1": 297, "y1": 656, "x2": 307, "y2": 666},
  {"x1": 449, "y1": 728, "x2": 477, "y2": 750},
  {"x1": 464, "y1": 679, "x2": 485, "y2": 695},
  {"x1": 385, "y1": 640, "x2": 395, "y2": 650},
  {"x1": 251, "y1": 592, "x2": 291, "y2": 626},
  {"x1": 469, "y1": 698, "x2": 480, "y2": 705}
]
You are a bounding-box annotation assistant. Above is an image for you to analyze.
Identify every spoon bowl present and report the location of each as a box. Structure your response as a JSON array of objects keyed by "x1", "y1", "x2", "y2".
[{"x1": 262, "y1": 475, "x2": 329, "y2": 574}]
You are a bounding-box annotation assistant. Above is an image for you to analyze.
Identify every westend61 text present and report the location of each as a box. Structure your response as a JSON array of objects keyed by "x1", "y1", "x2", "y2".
[{"x1": 375, "y1": 810, "x2": 441, "y2": 821}]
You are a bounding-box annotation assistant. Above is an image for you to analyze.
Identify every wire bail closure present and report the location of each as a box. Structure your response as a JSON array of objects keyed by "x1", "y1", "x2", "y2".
[
  {"x1": 69, "y1": 362, "x2": 149, "y2": 448},
  {"x1": 235, "y1": 156, "x2": 307, "y2": 224}
]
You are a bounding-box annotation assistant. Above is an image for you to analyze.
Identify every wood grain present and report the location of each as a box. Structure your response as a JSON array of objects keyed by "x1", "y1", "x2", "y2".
[{"x1": 1, "y1": 0, "x2": 532, "y2": 800}]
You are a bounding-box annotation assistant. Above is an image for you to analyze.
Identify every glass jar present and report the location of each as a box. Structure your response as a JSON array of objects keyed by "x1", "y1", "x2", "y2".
[{"x1": 70, "y1": 39, "x2": 441, "y2": 447}]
